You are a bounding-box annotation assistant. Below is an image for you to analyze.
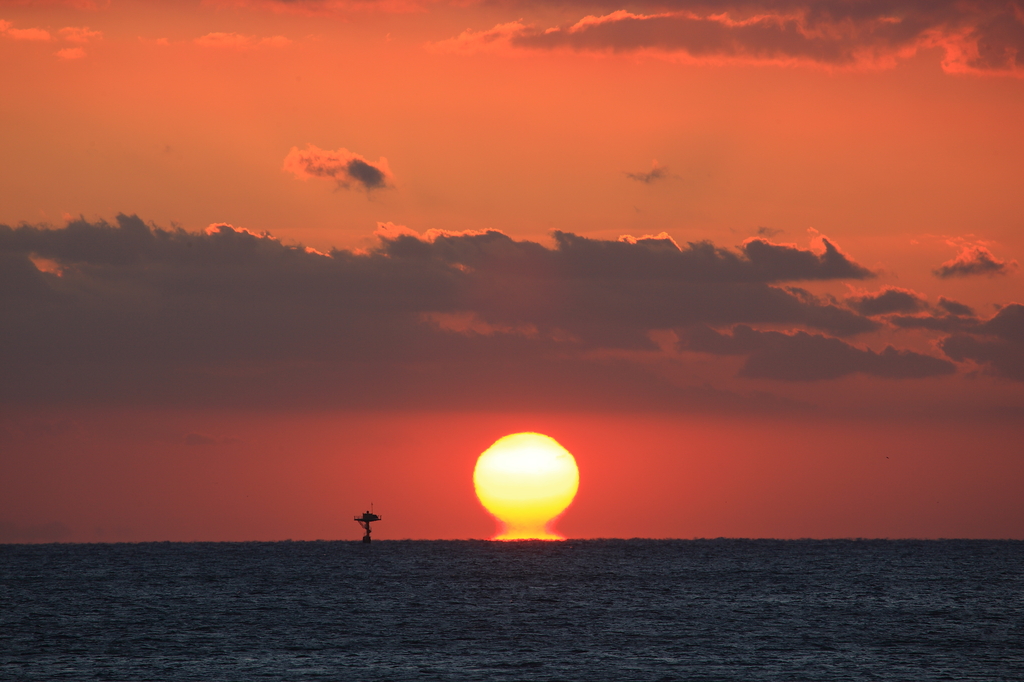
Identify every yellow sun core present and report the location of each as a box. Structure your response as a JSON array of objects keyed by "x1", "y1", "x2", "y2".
[{"x1": 473, "y1": 432, "x2": 579, "y2": 540}]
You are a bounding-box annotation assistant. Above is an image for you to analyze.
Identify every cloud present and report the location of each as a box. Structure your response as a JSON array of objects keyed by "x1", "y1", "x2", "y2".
[
  {"x1": 427, "y1": 20, "x2": 530, "y2": 54},
  {"x1": 756, "y1": 226, "x2": 783, "y2": 238},
  {"x1": 569, "y1": 231, "x2": 873, "y2": 284},
  {"x1": 936, "y1": 296, "x2": 975, "y2": 316},
  {"x1": 941, "y1": 333, "x2": 1024, "y2": 380},
  {"x1": 846, "y1": 287, "x2": 926, "y2": 316},
  {"x1": 739, "y1": 236, "x2": 875, "y2": 281},
  {"x1": 283, "y1": 144, "x2": 393, "y2": 190},
  {"x1": 685, "y1": 324, "x2": 957, "y2": 381},
  {"x1": 978, "y1": 303, "x2": 1024, "y2": 342},
  {"x1": 935, "y1": 304, "x2": 1024, "y2": 381},
  {"x1": 441, "y1": 1, "x2": 1024, "y2": 76},
  {"x1": 881, "y1": 296, "x2": 998, "y2": 336},
  {"x1": 429, "y1": 20, "x2": 541, "y2": 55},
  {"x1": 1, "y1": 20, "x2": 100, "y2": 56},
  {"x1": 0, "y1": 215, "x2": 957, "y2": 410},
  {"x1": 888, "y1": 313, "x2": 979, "y2": 333},
  {"x1": 59, "y1": 26, "x2": 102, "y2": 43},
  {"x1": 193, "y1": 32, "x2": 292, "y2": 49},
  {"x1": 2, "y1": 22, "x2": 101, "y2": 50},
  {"x1": 4, "y1": 26, "x2": 51, "y2": 41},
  {"x1": 55, "y1": 47, "x2": 86, "y2": 59},
  {"x1": 933, "y1": 244, "x2": 1017, "y2": 278},
  {"x1": 626, "y1": 160, "x2": 669, "y2": 183},
  {"x1": 939, "y1": 303, "x2": 1024, "y2": 381}
]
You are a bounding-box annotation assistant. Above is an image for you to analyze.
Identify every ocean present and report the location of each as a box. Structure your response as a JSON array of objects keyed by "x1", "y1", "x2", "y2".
[{"x1": 2, "y1": 540, "x2": 1022, "y2": 681}]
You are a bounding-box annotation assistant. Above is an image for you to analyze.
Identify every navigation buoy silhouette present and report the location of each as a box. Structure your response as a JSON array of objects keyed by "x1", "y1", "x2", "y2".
[{"x1": 354, "y1": 507, "x2": 381, "y2": 543}]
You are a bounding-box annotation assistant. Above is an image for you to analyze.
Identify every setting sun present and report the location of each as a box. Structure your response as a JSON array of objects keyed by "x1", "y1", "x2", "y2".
[{"x1": 473, "y1": 433, "x2": 579, "y2": 540}]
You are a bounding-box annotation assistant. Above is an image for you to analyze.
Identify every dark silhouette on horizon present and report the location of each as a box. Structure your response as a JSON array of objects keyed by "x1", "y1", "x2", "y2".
[{"x1": 355, "y1": 510, "x2": 381, "y2": 543}]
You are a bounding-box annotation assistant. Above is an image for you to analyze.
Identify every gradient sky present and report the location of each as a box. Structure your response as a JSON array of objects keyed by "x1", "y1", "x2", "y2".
[{"x1": 1, "y1": 0, "x2": 1022, "y2": 542}]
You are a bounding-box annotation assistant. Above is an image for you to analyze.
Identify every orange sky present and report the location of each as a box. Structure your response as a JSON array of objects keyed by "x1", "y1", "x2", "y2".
[{"x1": 1, "y1": 0, "x2": 1022, "y2": 541}]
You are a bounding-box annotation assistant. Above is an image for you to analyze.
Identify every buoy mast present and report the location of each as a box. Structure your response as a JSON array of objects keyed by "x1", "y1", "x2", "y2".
[{"x1": 354, "y1": 506, "x2": 381, "y2": 543}]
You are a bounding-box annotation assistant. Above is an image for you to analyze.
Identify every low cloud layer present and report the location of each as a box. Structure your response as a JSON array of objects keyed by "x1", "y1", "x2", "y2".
[
  {"x1": 685, "y1": 324, "x2": 956, "y2": 381},
  {"x1": 881, "y1": 302, "x2": 1023, "y2": 381},
  {"x1": 438, "y1": 0, "x2": 1024, "y2": 76},
  {"x1": 939, "y1": 304, "x2": 1024, "y2": 381},
  {"x1": 0, "y1": 215, "x2": 1013, "y2": 411},
  {"x1": 283, "y1": 144, "x2": 393, "y2": 191}
]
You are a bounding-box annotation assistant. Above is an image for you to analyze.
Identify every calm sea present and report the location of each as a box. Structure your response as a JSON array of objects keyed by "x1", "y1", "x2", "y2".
[{"x1": 2, "y1": 540, "x2": 1022, "y2": 681}]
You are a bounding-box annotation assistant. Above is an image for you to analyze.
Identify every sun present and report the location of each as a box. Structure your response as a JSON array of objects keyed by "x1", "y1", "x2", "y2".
[{"x1": 473, "y1": 432, "x2": 579, "y2": 540}]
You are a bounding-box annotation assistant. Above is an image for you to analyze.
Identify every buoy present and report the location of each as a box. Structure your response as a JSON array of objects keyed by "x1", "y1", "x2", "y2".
[{"x1": 354, "y1": 508, "x2": 381, "y2": 543}]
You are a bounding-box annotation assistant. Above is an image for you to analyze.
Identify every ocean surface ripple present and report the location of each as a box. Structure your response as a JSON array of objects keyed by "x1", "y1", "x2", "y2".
[{"x1": 2, "y1": 540, "x2": 1022, "y2": 681}]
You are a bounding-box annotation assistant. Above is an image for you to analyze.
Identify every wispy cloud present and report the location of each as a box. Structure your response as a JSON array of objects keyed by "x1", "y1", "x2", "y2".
[
  {"x1": 4, "y1": 26, "x2": 51, "y2": 41},
  {"x1": 58, "y1": 26, "x2": 102, "y2": 44},
  {"x1": 428, "y1": 21, "x2": 530, "y2": 55},
  {"x1": 2, "y1": 21, "x2": 104, "y2": 58},
  {"x1": 626, "y1": 160, "x2": 669, "y2": 184},
  {"x1": 55, "y1": 46, "x2": 86, "y2": 59}
]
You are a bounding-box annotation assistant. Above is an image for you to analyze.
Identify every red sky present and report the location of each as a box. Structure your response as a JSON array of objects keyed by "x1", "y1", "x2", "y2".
[{"x1": 1, "y1": 0, "x2": 1022, "y2": 541}]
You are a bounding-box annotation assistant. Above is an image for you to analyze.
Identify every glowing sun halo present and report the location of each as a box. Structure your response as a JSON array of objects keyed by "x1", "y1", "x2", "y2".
[{"x1": 474, "y1": 432, "x2": 579, "y2": 540}]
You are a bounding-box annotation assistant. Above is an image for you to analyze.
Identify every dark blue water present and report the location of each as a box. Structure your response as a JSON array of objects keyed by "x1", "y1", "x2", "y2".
[{"x1": 2, "y1": 540, "x2": 1022, "y2": 681}]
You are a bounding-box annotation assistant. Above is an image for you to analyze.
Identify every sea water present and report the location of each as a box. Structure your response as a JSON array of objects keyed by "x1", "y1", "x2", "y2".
[{"x1": 1, "y1": 540, "x2": 1021, "y2": 681}]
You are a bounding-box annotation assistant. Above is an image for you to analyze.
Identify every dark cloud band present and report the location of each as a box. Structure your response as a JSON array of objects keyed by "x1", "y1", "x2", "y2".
[
  {"x1": 0, "y1": 215, "x2": 998, "y2": 410},
  {"x1": 444, "y1": 0, "x2": 1024, "y2": 76},
  {"x1": 685, "y1": 324, "x2": 956, "y2": 381}
]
